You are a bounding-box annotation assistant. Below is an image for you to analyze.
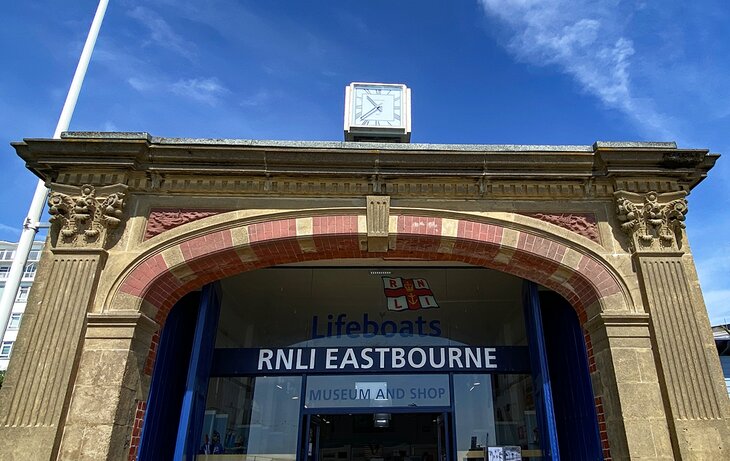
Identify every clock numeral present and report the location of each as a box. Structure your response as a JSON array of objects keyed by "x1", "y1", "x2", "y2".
[
  {"x1": 386, "y1": 121, "x2": 393, "y2": 126},
  {"x1": 365, "y1": 89, "x2": 373, "y2": 94},
  {"x1": 394, "y1": 114, "x2": 401, "y2": 121},
  {"x1": 394, "y1": 95, "x2": 401, "y2": 102},
  {"x1": 363, "y1": 120, "x2": 371, "y2": 126}
]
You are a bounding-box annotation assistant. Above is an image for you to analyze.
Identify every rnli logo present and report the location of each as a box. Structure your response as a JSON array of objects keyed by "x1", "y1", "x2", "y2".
[{"x1": 382, "y1": 277, "x2": 439, "y2": 311}]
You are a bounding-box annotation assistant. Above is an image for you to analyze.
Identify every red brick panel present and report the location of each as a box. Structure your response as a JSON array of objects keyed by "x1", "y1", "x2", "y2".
[
  {"x1": 394, "y1": 234, "x2": 443, "y2": 254},
  {"x1": 119, "y1": 253, "x2": 170, "y2": 298},
  {"x1": 397, "y1": 216, "x2": 442, "y2": 235},
  {"x1": 185, "y1": 248, "x2": 247, "y2": 282},
  {"x1": 127, "y1": 400, "x2": 147, "y2": 461},
  {"x1": 457, "y1": 220, "x2": 503, "y2": 243},
  {"x1": 517, "y1": 232, "x2": 568, "y2": 262},
  {"x1": 595, "y1": 396, "x2": 613, "y2": 460},
  {"x1": 143, "y1": 332, "x2": 160, "y2": 376},
  {"x1": 144, "y1": 271, "x2": 186, "y2": 314},
  {"x1": 179, "y1": 229, "x2": 233, "y2": 260},
  {"x1": 312, "y1": 216, "x2": 359, "y2": 234},
  {"x1": 248, "y1": 219, "x2": 297, "y2": 243},
  {"x1": 311, "y1": 235, "x2": 362, "y2": 255},
  {"x1": 584, "y1": 331, "x2": 596, "y2": 373}
]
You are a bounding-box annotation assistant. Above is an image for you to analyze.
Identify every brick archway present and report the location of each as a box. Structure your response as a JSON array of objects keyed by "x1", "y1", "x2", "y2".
[
  {"x1": 116, "y1": 212, "x2": 624, "y2": 460},
  {"x1": 115, "y1": 213, "x2": 626, "y2": 326}
]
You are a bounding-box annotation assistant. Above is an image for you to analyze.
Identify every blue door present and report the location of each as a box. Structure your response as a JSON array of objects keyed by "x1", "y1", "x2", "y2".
[
  {"x1": 523, "y1": 281, "x2": 561, "y2": 460},
  {"x1": 174, "y1": 281, "x2": 223, "y2": 459},
  {"x1": 539, "y1": 292, "x2": 603, "y2": 460},
  {"x1": 137, "y1": 291, "x2": 201, "y2": 460}
]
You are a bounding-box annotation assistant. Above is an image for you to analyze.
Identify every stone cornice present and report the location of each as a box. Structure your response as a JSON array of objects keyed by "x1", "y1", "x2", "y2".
[{"x1": 12, "y1": 133, "x2": 718, "y2": 197}]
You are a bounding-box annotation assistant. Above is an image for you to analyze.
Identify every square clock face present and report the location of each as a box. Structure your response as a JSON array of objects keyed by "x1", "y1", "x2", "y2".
[{"x1": 351, "y1": 85, "x2": 404, "y2": 127}]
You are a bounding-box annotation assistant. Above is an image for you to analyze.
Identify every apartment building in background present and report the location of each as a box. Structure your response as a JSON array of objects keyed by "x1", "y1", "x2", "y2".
[{"x1": 0, "y1": 240, "x2": 44, "y2": 371}]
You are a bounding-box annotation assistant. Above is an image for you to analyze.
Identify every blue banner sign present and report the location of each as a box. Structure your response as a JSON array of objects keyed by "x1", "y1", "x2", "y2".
[{"x1": 211, "y1": 346, "x2": 530, "y2": 376}]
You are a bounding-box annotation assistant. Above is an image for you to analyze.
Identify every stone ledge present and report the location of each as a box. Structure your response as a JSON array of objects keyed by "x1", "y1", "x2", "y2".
[{"x1": 86, "y1": 313, "x2": 158, "y2": 340}]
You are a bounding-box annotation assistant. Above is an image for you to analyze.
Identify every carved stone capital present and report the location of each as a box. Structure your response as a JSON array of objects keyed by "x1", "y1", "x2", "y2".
[
  {"x1": 614, "y1": 190, "x2": 687, "y2": 252},
  {"x1": 47, "y1": 183, "x2": 128, "y2": 249}
]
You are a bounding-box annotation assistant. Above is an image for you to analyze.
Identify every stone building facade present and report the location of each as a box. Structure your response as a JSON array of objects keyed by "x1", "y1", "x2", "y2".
[
  {"x1": 0, "y1": 132, "x2": 728, "y2": 460},
  {"x1": 0, "y1": 240, "x2": 43, "y2": 371}
]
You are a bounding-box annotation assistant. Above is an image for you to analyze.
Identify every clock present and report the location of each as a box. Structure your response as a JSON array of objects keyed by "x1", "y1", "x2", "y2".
[
  {"x1": 352, "y1": 84, "x2": 403, "y2": 127},
  {"x1": 344, "y1": 82, "x2": 411, "y2": 142}
]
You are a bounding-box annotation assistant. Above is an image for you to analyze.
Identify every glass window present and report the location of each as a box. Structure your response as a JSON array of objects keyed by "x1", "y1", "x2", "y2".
[
  {"x1": 201, "y1": 376, "x2": 302, "y2": 458},
  {"x1": 8, "y1": 313, "x2": 21, "y2": 330},
  {"x1": 28, "y1": 251, "x2": 40, "y2": 261},
  {"x1": 216, "y1": 267, "x2": 527, "y2": 350},
  {"x1": 453, "y1": 374, "x2": 541, "y2": 458},
  {"x1": 0, "y1": 266, "x2": 9, "y2": 279},
  {"x1": 23, "y1": 263, "x2": 36, "y2": 279},
  {"x1": 0, "y1": 250, "x2": 16, "y2": 261},
  {"x1": 16, "y1": 286, "x2": 30, "y2": 302},
  {"x1": 0, "y1": 341, "x2": 13, "y2": 359}
]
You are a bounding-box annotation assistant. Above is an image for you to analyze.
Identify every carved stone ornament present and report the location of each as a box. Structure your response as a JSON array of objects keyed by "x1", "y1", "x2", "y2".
[
  {"x1": 522, "y1": 213, "x2": 600, "y2": 243},
  {"x1": 144, "y1": 209, "x2": 223, "y2": 240},
  {"x1": 47, "y1": 183, "x2": 127, "y2": 247},
  {"x1": 615, "y1": 190, "x2": 688, "y2": 251}
]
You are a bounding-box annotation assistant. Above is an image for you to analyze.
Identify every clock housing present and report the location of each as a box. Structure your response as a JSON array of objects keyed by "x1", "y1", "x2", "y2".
[{"x1": 344, "y1": 82, "x2": 411, "y2": 142}]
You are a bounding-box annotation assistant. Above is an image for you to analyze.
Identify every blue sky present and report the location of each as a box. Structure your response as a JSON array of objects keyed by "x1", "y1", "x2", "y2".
[{"x1": 1, "y1": 0, "x2": 729, "y2": 323}]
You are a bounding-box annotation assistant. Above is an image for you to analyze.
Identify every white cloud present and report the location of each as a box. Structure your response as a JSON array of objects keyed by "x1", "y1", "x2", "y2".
[
  {"x1": 127, "y1": 76, "x2": 156, "y2": 92},
  {"x1": 239, "y1": 89, "x2": 282, "y2": 108},
  {"x1": 103, "y1": 121, "x2": 120, "y2": 131},
  {"x1": 0, "y1": 223, "x2": 21, "y2": 239},
  {"x1": 478, "y1": 0, "x2": 730, "y2": 323},
  {"x1": 125, "y1": 74, "x2": 229, "y2": 107},
  {"x1": 127, "y1": 6, "x2": 197, "y2": 61},
  {"x1": 149, "y1": 0, "x2": 342, "y2": 76},
  {"x1": 171, "y1": 78, "x2": 229, "y2": 106},
  {"x1": 477, "y1": 0, "x2": 674, "y2": 138}
]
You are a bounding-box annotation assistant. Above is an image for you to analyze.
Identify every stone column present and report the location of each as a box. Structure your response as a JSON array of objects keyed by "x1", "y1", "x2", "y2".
[
  {"x1": 0, "y1": 249, "x2": 107, "y2": 460},
  {"x1": 56, "y1": 313, "x2": 157, "y2": 461},
  {"x1": 616, "y1": 190, "x2": 730, "y2": 459},
  {"x1": 587, "y1": 314, "x2": 675, "y2": 460},
  {"x1": 0, "y1": 184, "x2": 127, "y2": 461}
]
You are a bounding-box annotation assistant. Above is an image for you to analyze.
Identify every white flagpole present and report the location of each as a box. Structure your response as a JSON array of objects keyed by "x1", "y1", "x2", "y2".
[{"x1": 0, "y1": 0, "x2": 110, "y2": 348}]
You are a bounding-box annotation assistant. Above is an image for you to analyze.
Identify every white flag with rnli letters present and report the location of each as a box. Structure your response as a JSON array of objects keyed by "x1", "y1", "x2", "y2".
[{"x1": 382, "y1": 277, "x2": 439, "y2": 311}]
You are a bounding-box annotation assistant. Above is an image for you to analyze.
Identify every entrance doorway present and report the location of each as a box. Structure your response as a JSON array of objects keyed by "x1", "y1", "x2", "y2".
[
  {"x1": 302, "y1": 412, "x2": 450, "y2": 461},
  {"x1": 136, "y1": 268, "x2": 603, "y2": 460}
]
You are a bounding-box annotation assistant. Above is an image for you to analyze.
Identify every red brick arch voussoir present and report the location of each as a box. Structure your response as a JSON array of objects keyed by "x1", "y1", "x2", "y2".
[{"x1": 117, "y1": 214, "x2": 623, "y2": 328}]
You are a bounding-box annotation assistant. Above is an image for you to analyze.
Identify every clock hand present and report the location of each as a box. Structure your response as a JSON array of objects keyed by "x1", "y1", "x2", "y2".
[
  {"x1": 366, "y1": 95, "x2": 379, "y2": 108},
  {"x1": 360, "y1": 105, "x2": 381, "y2": 120}
]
